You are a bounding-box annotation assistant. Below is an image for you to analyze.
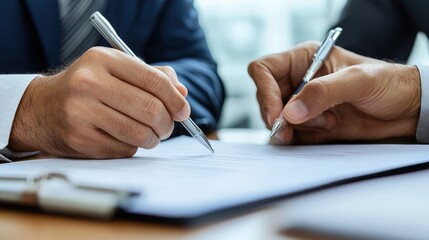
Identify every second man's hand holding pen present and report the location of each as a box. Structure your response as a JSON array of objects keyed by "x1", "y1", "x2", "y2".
[
  {"x1": 248, "y1": 41, "x2": 421, "y2": 144},
  {"x1": 269, "y1": 28, "x2": 342, "y2": 138}
]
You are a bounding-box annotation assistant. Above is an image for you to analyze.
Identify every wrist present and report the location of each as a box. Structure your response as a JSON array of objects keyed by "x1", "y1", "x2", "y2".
[{"x1": 8, "y1": 76, "x2": 49, "y2": 152}]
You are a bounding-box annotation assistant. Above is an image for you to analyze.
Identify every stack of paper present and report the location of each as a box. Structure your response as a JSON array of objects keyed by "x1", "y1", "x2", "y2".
[{"x1": 1, "y1": 137, "x2": 429, "y2": 224}]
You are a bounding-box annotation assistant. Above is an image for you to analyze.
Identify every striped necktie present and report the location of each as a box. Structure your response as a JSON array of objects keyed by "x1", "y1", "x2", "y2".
[{"x1": 60, "y1": 0, "x2": 106, "y2": 62}]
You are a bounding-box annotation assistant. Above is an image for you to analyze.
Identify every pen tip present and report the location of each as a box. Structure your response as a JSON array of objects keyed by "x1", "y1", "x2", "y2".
[
  {"x1": 269, "y1": 118, "x2": 286, "y2": 139},
  {"x1": 207, "y1": 142, "x2": 215, "y2": 154},
  {"x1": 195, "y1": 134, "x2": 215, "y2": 154},
  {"x1": 269, "y1": 125, "x2": 281, "y2": 138}
]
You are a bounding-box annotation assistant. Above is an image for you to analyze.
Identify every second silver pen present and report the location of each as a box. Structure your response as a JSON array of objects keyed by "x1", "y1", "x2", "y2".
[
  {"x1": 89, "y1": 11, "x2": 214, "y2": 153},
  {"x1": 269, "y1": 27, "x2": 342, "y2": 138}
]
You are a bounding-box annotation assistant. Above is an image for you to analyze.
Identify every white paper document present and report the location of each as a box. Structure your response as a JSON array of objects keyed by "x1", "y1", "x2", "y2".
[
  {"x1": 1, "y1": 137, "x2": 429, "y2": 220},
  {"x1": 280, "y1": 169, "x2": 429, "y2": 240}
]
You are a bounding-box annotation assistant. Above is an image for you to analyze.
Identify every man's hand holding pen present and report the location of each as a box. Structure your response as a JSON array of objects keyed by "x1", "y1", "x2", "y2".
[
  {"x1": 9, "y1": 47, "x2": 190, "y2": 159},
  {"x1": 248, "y1": 41, "x2": 421, "y2": 144}
]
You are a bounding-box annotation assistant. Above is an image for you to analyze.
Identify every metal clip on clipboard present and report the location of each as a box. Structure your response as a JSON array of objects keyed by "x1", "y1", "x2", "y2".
[{"x1": 0, "y1": 172, "x2": 140, "y2": 219}]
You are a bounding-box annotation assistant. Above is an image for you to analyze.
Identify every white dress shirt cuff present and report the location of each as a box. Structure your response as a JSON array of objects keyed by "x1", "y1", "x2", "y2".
[
  {"x1": 0, "y1": 74, "x2": 39, "y2": 162},
  {"x1": 416, "y1": 65, "x2": 429, "y2": 143}
]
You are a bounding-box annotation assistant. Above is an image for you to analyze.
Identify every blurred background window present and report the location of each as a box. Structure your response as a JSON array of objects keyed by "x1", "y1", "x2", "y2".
[{"x1": 195, "y1": 0, "x2": 429, "y2": 130}]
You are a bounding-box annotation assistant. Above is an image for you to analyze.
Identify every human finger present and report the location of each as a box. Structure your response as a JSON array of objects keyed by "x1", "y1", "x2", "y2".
[
  {"x1": 154, "y1": 66, "x2": 188, "y2": 97},
  {"x1": 248, "y1": 42, "x2": 320, "y2": 126},
  {"x1": 89, "y1": 101, "x2": 163, "y2": 149},
  {"x1": 80, "y1": 129, "x2": 138, "y2": 159},
  {"x1": 83, "y1": 47, "x2": 190, "y2": 121},
  {"x1": 76, "y1": 70, "x2": 174, "y2": 139},
  {"x1": 283, "y1": 66, "x2": 369, "y2": 125}
]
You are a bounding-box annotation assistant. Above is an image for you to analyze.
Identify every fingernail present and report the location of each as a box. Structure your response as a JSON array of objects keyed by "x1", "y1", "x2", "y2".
[
  {"x1": 285, "y1": 100, "x2": 308, "y2": 121},
  {"x1": 177, "y1": 105, "x2": 190, "y2": 120},
  {"x1": 161, "y1": 123, "x2": 174, "y2": 140},
  {"x1": 313, "y1": 116, "x2": 327, "y2": 128}
]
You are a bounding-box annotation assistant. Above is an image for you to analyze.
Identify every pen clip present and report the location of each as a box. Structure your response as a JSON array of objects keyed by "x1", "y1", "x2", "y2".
[{"x1": 314, "y1": 27, "x2": 342, "y2": 61}]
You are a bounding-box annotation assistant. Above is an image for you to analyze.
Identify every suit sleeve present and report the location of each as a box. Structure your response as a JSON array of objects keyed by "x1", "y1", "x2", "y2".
[
  {"x1": 334, "y1": 0, "x2": 418, "y2": 62},
  {"x1": 144, "y1": 0, "x2": 224, "y2": 136}
]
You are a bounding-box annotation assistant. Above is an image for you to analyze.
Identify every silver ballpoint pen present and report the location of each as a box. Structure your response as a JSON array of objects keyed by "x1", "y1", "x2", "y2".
[
  {"x1": 90, "y1": 11, "x2": 214, "y2": 153},
  {"x1": 269, "y1": 27, "x2": 342, "y2": 138}
]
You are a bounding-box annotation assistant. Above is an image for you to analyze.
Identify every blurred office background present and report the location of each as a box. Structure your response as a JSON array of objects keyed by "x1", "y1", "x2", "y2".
[{"x1": 195, "y1": 0, "x2": 429, "y2": 130}]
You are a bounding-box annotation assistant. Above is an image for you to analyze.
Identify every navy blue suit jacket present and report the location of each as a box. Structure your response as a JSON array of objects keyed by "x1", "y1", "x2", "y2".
[{"x1": 0, "y1": 0, "x2": 224, "y2": 135}]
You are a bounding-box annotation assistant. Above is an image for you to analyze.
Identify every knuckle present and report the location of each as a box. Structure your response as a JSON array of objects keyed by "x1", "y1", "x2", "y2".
[
  {"x1": 306, "y1": 80, "x2": 331, "y2": 101},
  {"x1": 116, "y1": 120, "x2": 133, "y2": 139},
  {"x1": 83, "y1": 46, "x2": 107, "y2": 60},
  {"x1": 141, "y1": 69, "x2": 165, "y2": 91},
  {"x1": 132, "y1": 125, "x2": 151, "y2": 147},
  {"x1": 155, "y1": 66, "x2": 178, "y2": 81},
  {"x1": 135, "y1": 126, "x2": 160, "y2": 149},
  {"x1": 142, "y1": 97, "x2": 163, "y2": 122},
  {"x1": 69, "y1": 68, "x2": 99, "y2": 93},
  {"x1": 247, "y1": 60, "x2": 264, "y2": 77},
  {"x1": 162, "y1": 66, "x2": 176, "y2": 77},
  {"x1": 347, "y1": 65, "x2": 367, "y2": 76},
  {"x1": 170, "y1": 96, "x2": 187, "y2": 114},
  {"x1": 145, "y1": 134, "x2": 161, "y2": 149},
  {"x1": 115, "y1": 120, "x2": 151, "y2": 148}
]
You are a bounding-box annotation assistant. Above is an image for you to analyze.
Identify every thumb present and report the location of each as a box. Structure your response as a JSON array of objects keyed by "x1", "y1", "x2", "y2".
[{"x1": 283, "y1": 68, "x2": 366, "y2": 124}]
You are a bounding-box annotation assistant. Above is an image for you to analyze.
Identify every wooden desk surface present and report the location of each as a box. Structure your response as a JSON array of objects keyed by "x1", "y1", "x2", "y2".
[{"x1": 0, "y1": 205, "x2": 298, "y2": 240}]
